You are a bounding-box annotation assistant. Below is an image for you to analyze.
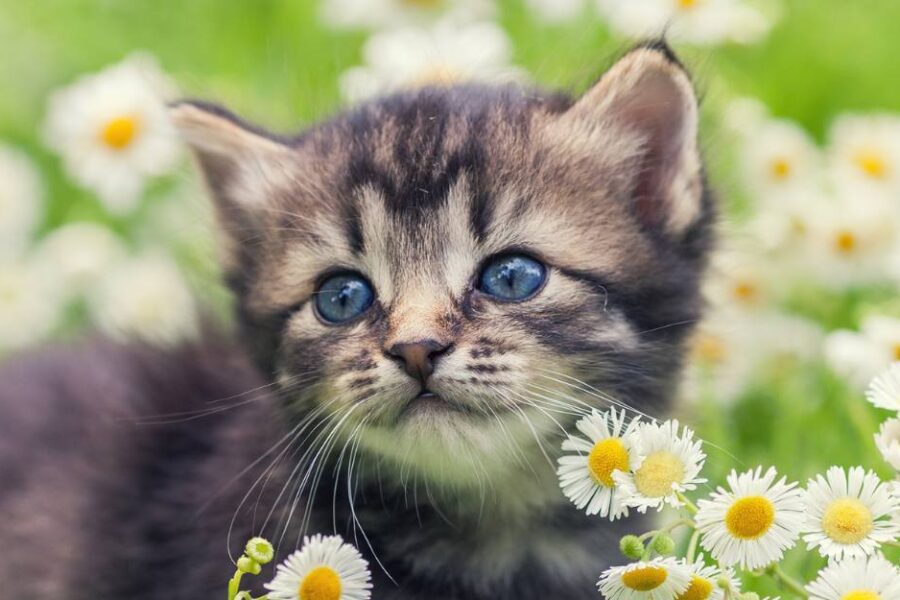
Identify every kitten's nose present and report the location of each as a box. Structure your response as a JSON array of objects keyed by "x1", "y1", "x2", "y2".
[{"x1": 386, "y1": 339, "x2": 452, "y2": 384}]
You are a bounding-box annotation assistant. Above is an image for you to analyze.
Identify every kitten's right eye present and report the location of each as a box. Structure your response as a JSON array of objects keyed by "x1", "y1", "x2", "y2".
[{"x1": 314, "y1": 273, "x2": 374, "y2": 324}]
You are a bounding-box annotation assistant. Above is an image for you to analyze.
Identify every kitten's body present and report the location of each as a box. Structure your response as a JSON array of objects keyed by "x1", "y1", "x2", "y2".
[{"x1": 0, "y1": 44, "x2": 713, "y2": 599}]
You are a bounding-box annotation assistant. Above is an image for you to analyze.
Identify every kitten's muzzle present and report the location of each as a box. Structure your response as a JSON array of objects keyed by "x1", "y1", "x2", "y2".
[{"x1": 385, "y1": 339, "x2": 453, "y2": 385}]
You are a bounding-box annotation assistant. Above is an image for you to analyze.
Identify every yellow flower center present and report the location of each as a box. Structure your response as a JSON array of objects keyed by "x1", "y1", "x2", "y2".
[
  {"x1": 677, "y1": 576, "x2": 714, "y2": 600},
  {"x1": 833, "y1": 230, "x2": 858, "y2": 255},
  {"x1": 622, "y1": 566, "x2": 668, "y2": 591},
  {"x1": 725, "y1": 496, "x2": 775, "y2": 539},
  {"x1": 588, "y1": 438, "x2": 629, "y2": 487},
  {"x1": 299, "y1": 566, "x2": 342, "y2": 600},
  {"x1": 854, "y1": 150, "x2": 888, "y2": 179},
  {"x1": 732, "y1": 281, "x2": 759, "y2": 304},
  {"x1": 100, "y1": 115, "x2": 140, "y2": 150},
  {"x1": 822, "y1": 498, "x2": 874, "y2": 544},
  {"x1": 842, "y1": 591, "x2": 880, "y2": 600},
  {"x1": 692, "y1": 333, "x2": 726, "y2": 364},
  {"x1": 892, "y1": 343, "x2": 900, "y2": 361},
  {"x1": 770, "y1": 157, "x2": 792, "y2": 180},
  {"x1": 676, "y1": 0, "x2": 700, "y2": 10},
  {"x1": 634, "y1": 451, "x2": 685, "y2": 498}
]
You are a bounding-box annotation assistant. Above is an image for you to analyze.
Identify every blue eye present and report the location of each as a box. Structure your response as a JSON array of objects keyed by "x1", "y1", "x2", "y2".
[
  {"x1": 314, "y1": 273, "x2": 375, "y2": 324},
  {"x1": 478, "y1": 254, "x2": 547, "y2": 301}
]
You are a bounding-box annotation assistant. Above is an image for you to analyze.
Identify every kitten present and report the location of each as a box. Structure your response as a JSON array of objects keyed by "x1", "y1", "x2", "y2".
[{"x1": 0, "y1": 42, "x2": 713, "y2": 599}]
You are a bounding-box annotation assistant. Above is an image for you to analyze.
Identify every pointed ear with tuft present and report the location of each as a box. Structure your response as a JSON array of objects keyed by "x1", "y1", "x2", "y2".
[
  {"x1": 571, "y1": 43, "x2": 705, "y2": 237},
  {"x1": 169, "y1": 101, "x2": 295, "y2": 267}
]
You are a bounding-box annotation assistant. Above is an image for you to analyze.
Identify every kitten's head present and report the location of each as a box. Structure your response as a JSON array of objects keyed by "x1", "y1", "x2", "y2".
[{"x1": 173, "y1": 44, "x2": 713, "y2": 487}]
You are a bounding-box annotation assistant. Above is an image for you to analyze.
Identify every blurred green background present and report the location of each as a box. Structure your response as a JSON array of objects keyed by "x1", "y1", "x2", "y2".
[{"x1": 2, "y1": 0, "x2": 899, "y2": 593}]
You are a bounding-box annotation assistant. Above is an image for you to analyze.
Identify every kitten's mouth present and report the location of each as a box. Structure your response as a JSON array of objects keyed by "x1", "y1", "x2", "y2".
[{"x1": 399, "y1": 389, "x2": 472, "y2": 418}]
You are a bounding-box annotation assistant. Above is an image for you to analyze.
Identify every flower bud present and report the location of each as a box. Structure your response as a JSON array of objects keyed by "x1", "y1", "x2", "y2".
[
  {"x1": 619, "y1": 535, "x2": 644, "y2": 559},
  {"x1": 652, "y1": 533, "x2": 676, "y2": 555},
  {"x1": 244, "y1": 537, "x2": 275, "y2": 565},
  {"x1": 236, "y1": 556, "x2": 261, "y2": 575}
]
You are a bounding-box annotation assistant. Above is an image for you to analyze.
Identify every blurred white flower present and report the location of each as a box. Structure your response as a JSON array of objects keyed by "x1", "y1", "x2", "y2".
[
  {"x1": 339, "y1": 20, "x2": 524, "y2": 103},
  {"x1": 320, "y1": 0, "x2": 494, "y2": 30},
  {"x1": 722, "y1": 96, "x2": 768, "y2": 137},
  {"x1": 88, "y1": 254, "x2": 198, "y2": 346},
  {"x1": 825, "y1": 316, "x2": 900, "y2": 388},
  {"x1": 595, "y1": 0, "x2": 772, "y2": 46},
  {"x1": 803, "y1": 193, "x2": 897, "y2": 288},
  {"x1": 0, "y1": 144, "x2": 43, "y2": 258},
  {"x1": 705, "y1": 243, "x2": 782, "y2": 313},
  {"x1": 687, "y1": 310, "x2": 822, "y2": 403},
  {"x1": 525, "y1": 0, "x2": 586, "y2": 23},
  {"x1": 0, "y1": 258, "x2": 63, "y2": 353},
  {"x1": 827, "y1": 113, "x2": 900, "y2": 197},
  {"x1": 43, "y1": 53, "x2": 181, "y2": 214},
  {"x1": 33, "y1": 222, "x2": 127, "y2": 297},
  {"x1": 874, "y1": 417, "x2": 900, "y2": 471},
  {"x1": 739, "y1": 119, "x2": 821, "y2": 201}
]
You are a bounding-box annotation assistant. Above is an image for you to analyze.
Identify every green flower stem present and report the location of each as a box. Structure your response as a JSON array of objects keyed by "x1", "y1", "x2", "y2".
[
  {"x1": 769, "y1": 563, "x2": 809, "y2": 598},
  {"x1": 640, "y1": 519, "x2": 695, "y2": 560},
  {"x1": 637, "y1": 518, "x2": 695, "y2": 543},
  {"x1": 685, "y1": 529, "x2": 702, "y2": 564},
  {"x1": 676, "y1": 492, "x2": 700, "y2": 515},
  {"x1": 227, "y1": 569, "x2": 244, "y2": 600}
]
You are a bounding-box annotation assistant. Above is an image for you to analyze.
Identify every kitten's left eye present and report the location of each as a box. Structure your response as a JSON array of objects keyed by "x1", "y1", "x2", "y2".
[
  {"x1": 314, "y1": 273, "x2": 375, "y2": 324},
  {"x1": 477, "y1": 254, "x2": 547, "y2": 302}
]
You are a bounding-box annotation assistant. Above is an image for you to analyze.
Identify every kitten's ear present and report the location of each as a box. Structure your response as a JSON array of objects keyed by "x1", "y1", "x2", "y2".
[
  {"x1": 169, "y1": 102, "x2": 294, "y2": 265},
  {"x1": 570, "y1": 43, "x2": 704, "y2": 236}
]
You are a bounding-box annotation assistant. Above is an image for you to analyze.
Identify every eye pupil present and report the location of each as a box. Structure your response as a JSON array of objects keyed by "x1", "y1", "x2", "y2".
[
  {"x1": 478, "y1": 254, "x2": 546, "y2": 301},
  {"x1": 315, "y1": 274, "x2": 374, "y2": 324}
]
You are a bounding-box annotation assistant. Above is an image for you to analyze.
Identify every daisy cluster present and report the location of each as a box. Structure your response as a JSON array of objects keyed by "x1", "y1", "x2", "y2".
[
  {"x1": 226, "y1": 534, "x2": 372, "y2": 600},
  {"x1": 689, "y1": 97, "x2": 900, "y2": 404},
  {"x1": 319, "y1": 0, "x2": 775, "y2": 104},
  {"x1": 1, "y1": 53, "x2": 203, "y2": 355},
  {"x1": 556, "y1": 382, "x2": 900, "y2": 600}
]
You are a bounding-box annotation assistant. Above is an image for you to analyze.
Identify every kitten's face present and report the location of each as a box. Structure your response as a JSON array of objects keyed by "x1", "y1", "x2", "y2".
[{"x1": 174, "y1": 46, "x2": 712, "y2": 484}]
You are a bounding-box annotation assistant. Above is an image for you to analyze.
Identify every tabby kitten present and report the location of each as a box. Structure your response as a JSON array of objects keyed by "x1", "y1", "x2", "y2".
[{"x1": 0, "y1": 42, "x2": 713, "y2": 599}]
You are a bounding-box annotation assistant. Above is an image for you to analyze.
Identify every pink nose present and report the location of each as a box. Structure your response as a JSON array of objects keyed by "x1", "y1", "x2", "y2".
[{"x1": 386, "y1": 340, "x2": 452, "y2": 384}]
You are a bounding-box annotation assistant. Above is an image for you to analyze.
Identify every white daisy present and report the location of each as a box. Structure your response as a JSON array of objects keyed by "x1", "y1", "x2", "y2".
[
  {"x1": 806, "y1": 555, "x2": 900, "y2": 600},
  {"x1": 866, "y1": 362, "x2": 900, "y2": 412},
  {"x1": 739, "y1": 118, "x2": 821, "y2": 202},
  {"x1": 705, "y1": 244, "x2": 781, "y2": 313},
  {"x1": 614, "y1": 419, "x2": 706, "y2": 512},
  {"x1": 87, "y1": 253, "x2": 198, "y2": 347},
  {"x1": 686, "y1": 310, "x2": 822, "y2": 404},
  {"x1": 265, "y1": 533, "x2": 372, "y2": 600},
  {"x1": 595, "y1": 0, "x2": 772, "y2": 46},
  {"x1": 695, "y1": 466, "x2": 805, "y2": 570},
  {"x1": 0, "y1": 258, "x2": 64, "y2": 353},
  {"x1": 320, "y1": 0, "x2": 495, "y2": 30},
  {"x1": 803, "y1": 466, "x2": 900, "y2": 560},
  {"x1": 874, "y1": 417, "x2": 900, "y2": 472},
  {"x1": 722, "y1": 96, "x2": 768, "y2": 138},
  {"x1": 597, "y1": 557, "x2": 691, "y2": 600},
  {"x1": 676, "y1": 557, "x2": 740, "y2": 600},
  {"x1": 827, "y1": 318, "x2": 900, "y2": 389},
  {"x1": 43, "y1": 52, "x2": 181, "y2": 214},
  {"x1": 557, "y1": 408, "x2": 642, "y2": 520},
  {"x1": 33, "y1": 222, "x2": 127, "y2": 297},
  {"x1": 0, "y1": 144, "x2": 43, "y2": 258},
  {"x1": 827, "y1": 113, "x2": 900, "y2": 197},
  {"x1": 339, "y1": 20, "x2": 524, "y2": 103},
  {"x1": 803, "y1": 193, "x2": 897, "y2": 289}
]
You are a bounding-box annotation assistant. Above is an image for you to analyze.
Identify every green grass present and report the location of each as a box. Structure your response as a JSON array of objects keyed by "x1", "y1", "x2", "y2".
[{"x1": 2, "y1": 0, "x2": 898, "y2": 592}]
